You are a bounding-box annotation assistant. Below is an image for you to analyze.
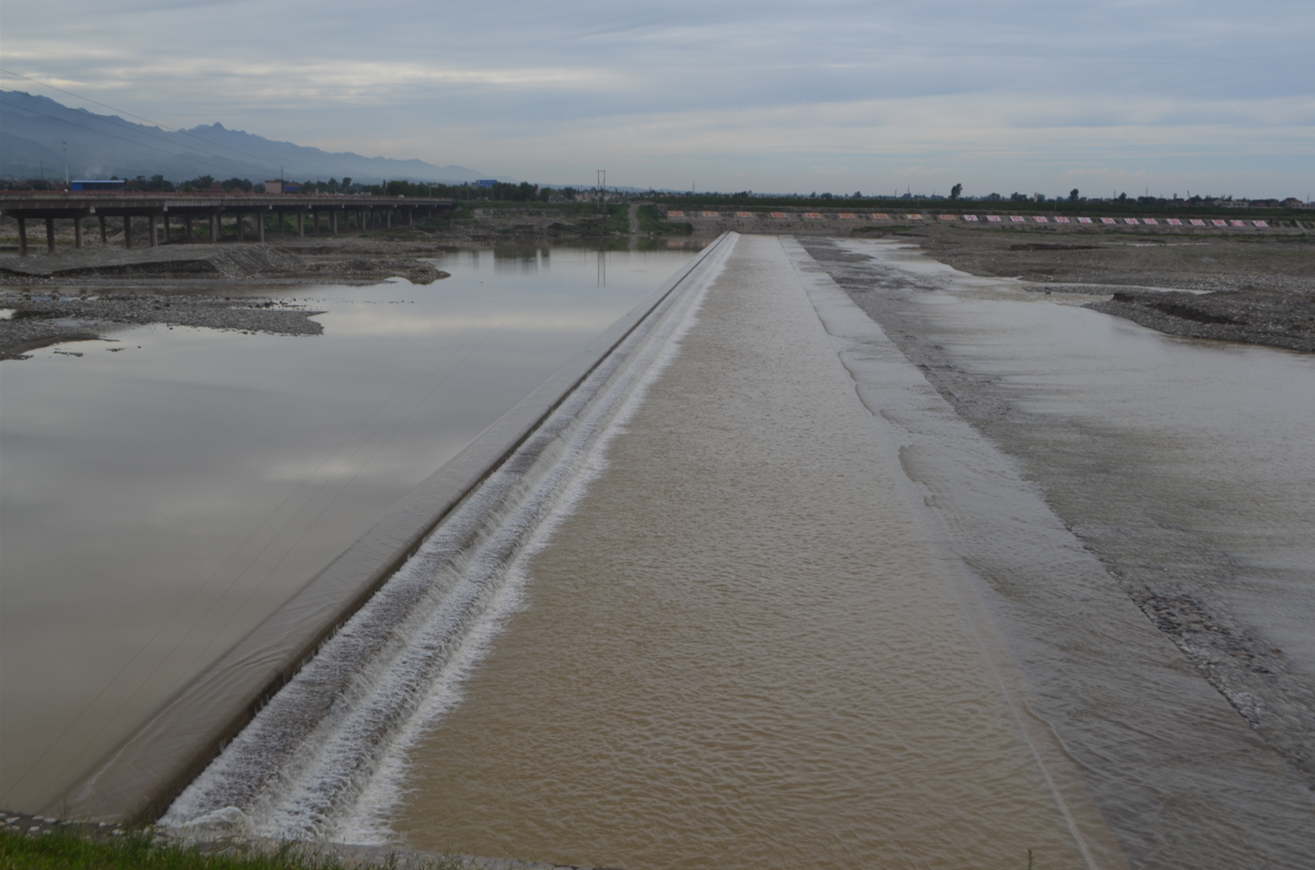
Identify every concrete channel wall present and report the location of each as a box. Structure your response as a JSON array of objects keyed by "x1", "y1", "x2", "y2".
[{"x1": 55, "y1": 234, "x2": 733, "y2": 824}]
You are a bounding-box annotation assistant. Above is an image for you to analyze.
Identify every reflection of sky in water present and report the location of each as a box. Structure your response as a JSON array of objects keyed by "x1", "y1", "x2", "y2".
[{"x1": 0, "y1": 244, "x2": 696, "y2": 812}]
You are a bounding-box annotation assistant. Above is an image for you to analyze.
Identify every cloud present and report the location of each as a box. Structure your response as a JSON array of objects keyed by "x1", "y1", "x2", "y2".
[{"x1": 4, "y1": 0, "x2": 1312, "y2": 195}]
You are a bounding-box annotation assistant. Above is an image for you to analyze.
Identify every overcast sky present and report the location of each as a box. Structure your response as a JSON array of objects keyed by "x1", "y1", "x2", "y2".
[{"x1": 3, "y1": 0, "x2": 1312, "y2": 197}]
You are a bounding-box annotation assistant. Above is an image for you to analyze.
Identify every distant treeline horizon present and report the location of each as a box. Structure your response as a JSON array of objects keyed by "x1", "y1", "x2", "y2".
[{"x1": 2, "y1": 173, "x2": 1310, "y2": 216}]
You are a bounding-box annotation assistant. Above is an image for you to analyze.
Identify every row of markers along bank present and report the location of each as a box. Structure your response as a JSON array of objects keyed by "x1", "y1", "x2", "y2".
[{"x1": 665, "y1": 210, "x2": 1274, "y2": 228}]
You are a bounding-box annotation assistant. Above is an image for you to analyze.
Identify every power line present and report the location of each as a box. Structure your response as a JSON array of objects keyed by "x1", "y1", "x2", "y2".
[{"x1": 0, "y1": 67, "x2": 309, "y2": 178}]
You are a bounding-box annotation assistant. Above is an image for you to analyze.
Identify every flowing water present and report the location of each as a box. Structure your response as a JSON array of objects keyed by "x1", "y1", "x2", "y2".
[
  {"x1": 0, "y1": 243, "x2": 697, "y2": 812},
  {"x1": 385, "y1": 235, "x2": 1098, "y2": 869},
  {"x1": 44, "y1": 230, "x2": 1315, "y2": 868}
]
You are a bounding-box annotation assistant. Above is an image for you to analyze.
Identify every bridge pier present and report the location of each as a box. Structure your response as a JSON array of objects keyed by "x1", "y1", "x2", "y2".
[{"x1": 2, "y1": 195, "x2": 454, "y2": 255}]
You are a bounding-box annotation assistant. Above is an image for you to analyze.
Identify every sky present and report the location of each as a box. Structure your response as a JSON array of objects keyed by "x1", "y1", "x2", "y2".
[{"x1": 2, "y1": 0, "x2": 1313, "y2": 198}]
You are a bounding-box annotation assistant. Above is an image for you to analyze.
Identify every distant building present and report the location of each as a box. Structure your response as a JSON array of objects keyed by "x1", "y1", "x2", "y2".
[
  {"x1": 265, "y1": 180, "x2": 283, "y2": 194},
  {"x1": 476, "y1": 179, "x2": 497, "y2": 188},
  {"x1": 71, "y1": 179, "x2": 126, "y2": 191}
]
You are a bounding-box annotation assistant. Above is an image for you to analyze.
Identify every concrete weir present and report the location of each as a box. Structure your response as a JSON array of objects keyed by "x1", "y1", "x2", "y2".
[
  {"x1": 54, "y1": 234, "x2": 735, "y2": 824},
  {"x1": 54, "y1": 232, "x2": 1314, "y2": 868}
]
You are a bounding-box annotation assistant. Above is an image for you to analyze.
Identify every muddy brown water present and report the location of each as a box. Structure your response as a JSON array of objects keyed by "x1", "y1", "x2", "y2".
[
  {"x1": 78, "y1": 233, "x2": 1315, "y2": 868},
  {"x1": 387, "y1": 236, "x2": 1093, "y2": 868}
]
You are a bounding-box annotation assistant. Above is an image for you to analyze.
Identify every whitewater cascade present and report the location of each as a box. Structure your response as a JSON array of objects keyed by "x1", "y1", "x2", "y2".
[{"x1": 161, "y1": 235, "x2": 736, "y2": 842}]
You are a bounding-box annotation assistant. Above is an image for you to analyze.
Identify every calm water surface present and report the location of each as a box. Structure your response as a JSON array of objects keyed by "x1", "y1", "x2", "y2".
[{"x1": 0, "y1": 243, "x2": 697, "y2": 811}]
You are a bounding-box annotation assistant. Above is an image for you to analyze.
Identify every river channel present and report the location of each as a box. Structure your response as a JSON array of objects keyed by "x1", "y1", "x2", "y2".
[{"x1": 0, "y1": 242, "x2": 699, "y2": 812}]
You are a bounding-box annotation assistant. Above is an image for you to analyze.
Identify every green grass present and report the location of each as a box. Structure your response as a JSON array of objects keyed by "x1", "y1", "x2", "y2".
[
  {"x1": 636, "y1": 205, "x2": 692, "y2": 236},
  {"x1": 0, "y1": 826, "x2": 467, "y2": 870}
]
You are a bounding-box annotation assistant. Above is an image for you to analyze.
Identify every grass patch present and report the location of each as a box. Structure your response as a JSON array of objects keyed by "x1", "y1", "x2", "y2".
[
  {"x1": 636, "y1": 205, "x2": 692, "y2": 236},
  {"x1": 0, "y1": 825, "x2": 466, "y2": 870}
]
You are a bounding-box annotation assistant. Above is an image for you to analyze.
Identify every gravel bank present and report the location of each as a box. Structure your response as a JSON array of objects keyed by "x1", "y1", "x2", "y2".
[
  {"x1": 1086, "y1": 288, "x2": 1315, "y2": 353},
  {"x1": 897, "y1": 226, "x2": 1315, "y2": 352},
  {"x1": 0, "y1": 290, "x2": 324, "y2": 359},
  {"x1": 0, "y1": 242, "x2": 446, "y2": 288}
]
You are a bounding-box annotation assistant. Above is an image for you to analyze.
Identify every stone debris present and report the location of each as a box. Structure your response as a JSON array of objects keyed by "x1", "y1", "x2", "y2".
[
  {"x1": 0, "y1": 241, "x2": 447, "y2": 288},
  {"x1": 1086, "y1": 287, "x2": 1315, "y2": 353},
  {"x1": 0, "y1": 290, "x2": 325, "y2": 360}
]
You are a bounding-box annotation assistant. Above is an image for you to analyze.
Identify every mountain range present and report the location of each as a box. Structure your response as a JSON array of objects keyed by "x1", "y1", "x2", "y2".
[{"x1": 0, "y1": 90, "x2": 485, "y2": 185}]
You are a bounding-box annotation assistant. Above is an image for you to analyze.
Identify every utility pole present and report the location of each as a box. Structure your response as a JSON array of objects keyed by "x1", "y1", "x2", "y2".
[
  {"x1": 62, "y1": 141, "x2": 69, "y2": 186},
  {"x1": 597, "y1": 170, "x2": 606, "y2": 212}
]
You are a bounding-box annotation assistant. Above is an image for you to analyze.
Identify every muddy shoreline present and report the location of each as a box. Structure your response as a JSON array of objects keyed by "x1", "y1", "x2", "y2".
[
  {"x1": 799, "y1": 236, "x2": 1315, "y2": 791},
  {"x1": 0, "y1": 239, "x2": 457, "y2": 359},
  {"x1": 902, "y1": 226, "x2": 1315, "y2": 352},
  {"x1": 0, "y1": 290, "x2": 327, "y2": 360}
]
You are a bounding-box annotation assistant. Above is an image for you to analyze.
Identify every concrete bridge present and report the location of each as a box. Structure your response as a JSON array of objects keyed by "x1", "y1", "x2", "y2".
[{"x1": 0, "y1": 192, "x2": 455, "y2": 255}]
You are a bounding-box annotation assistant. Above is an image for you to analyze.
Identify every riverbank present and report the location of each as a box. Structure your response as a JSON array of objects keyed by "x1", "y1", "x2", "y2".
[
  {"x1": 902, "y1": 226, "x2": 1315, "y2": 352},
  {"x1": 0, "y1": 289, "x2": 326, "y2": 360}
]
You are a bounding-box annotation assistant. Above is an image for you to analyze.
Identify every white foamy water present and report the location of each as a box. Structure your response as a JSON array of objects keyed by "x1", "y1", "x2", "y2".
[{"x1": 161, "y1": 237, "x2": 736, "y2": 841}]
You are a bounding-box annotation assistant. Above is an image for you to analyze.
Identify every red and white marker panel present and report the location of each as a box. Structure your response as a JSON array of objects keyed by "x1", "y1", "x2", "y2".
[
  {"x1": 1011, "y1": 215, "x2": 1026, "y2": 223},
  {"x1": 667, "y1": 210, "x2": 685, "y2": 217},
  {"x1": 1254, "y1": 220, "x2": 1269, "y2": 228},
  {"x1": 1056, "y1": 216, "x2": 1071, "y2": 224},
  {"x1": 987, "y1": 215, "x2": 1003, "y2": 222},
  {"x1": 963, "y1": 214, "x2": 979, "y2": 221},
  {"x1": 770, "y1": 212, "x2": 788, "y2": 218},
  {"x1": 1078, "y1": 217, "x2": 1093, "y2": 224},
  {"x1": 1190, "y1": 219, "x2": 1207, "y2": 226},
  {"x1": 1167, "y1": 219, "x2": 1183, "y2": 226},
  {"x1": 702, "y1": 211, "x2": 719, "y2": 217},
  {"x1": 736, "y1": 211, "x2": 753, "y2": 218},
  {"x1": 840, "y1": 213, "x2": 856, "y2": 219},
  {"x1": 804, "y1": 212, "x2": 823, "y2": 219},
  {"x1": 1102, "y1": 218, "x2": 1117, "y2": 225},
  {"x1": 872, "y1": 213, "x2": 890, "y2": 219}
]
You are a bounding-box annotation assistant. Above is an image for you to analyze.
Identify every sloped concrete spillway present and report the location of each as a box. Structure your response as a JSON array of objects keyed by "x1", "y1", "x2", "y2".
[{"x1": 156, "y1": 234, "x2": 1313, "y2": 869}]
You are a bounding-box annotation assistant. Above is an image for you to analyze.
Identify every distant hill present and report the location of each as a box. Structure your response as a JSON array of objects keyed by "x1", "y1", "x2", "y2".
[{"x1": 0, "y1": 90, "x2": 486, "y2": 185}]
